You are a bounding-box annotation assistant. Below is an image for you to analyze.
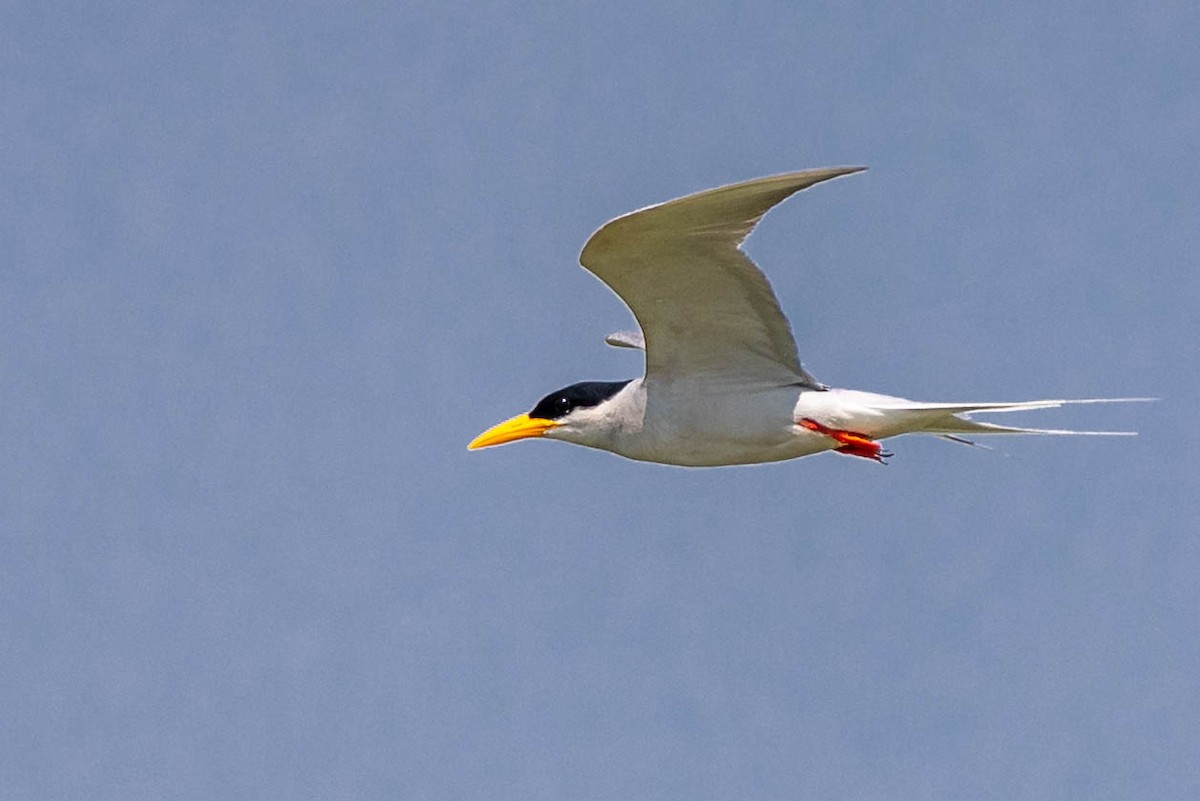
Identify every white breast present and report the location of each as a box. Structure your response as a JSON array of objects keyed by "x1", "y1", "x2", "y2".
[{"x1": 608, "y1": 382, "x2": 837, "y2": 466}]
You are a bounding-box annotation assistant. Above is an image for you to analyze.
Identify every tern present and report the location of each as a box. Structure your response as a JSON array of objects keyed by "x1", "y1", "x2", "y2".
[{"x1": 469, "y1": 167, "x2": 1144, "y2": 466}]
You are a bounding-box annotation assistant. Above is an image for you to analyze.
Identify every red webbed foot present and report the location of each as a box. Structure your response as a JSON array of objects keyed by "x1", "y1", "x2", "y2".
[{"x1": 799, "y1": 418, "x2": 893, "y2": 464}]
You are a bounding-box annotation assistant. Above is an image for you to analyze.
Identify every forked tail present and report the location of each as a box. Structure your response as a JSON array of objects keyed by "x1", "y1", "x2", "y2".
[
  {"x1": 903, "y1": 397, "x2": 1154, "y2": 437},
  {"x1": 796, "y1": 392, "x2": 1152, "y2": 463}
]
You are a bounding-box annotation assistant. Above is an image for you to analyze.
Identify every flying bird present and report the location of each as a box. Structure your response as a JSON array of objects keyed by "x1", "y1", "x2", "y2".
[{"x1": 469, "y1": 167, "x2": 1144, "y2": 466}]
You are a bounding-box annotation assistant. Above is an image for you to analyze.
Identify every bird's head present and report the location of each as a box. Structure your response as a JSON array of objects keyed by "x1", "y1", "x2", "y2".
[{"x1": 468, "y1": 380, "x2": 633, "y2": 451}]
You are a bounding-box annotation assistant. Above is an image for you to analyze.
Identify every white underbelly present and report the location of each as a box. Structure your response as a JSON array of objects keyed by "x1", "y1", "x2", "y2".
[{"x1": 613, "y1": 386, "x2": 836, "y2": 466}]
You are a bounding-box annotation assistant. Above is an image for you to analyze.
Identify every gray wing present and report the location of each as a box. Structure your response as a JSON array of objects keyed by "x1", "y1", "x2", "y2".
[
  {"x1": 579, "y1": 167, "x2": 863, "y2": 389},
  {"x1": 604, "y1": 329, "x2": 645, "y2": 350}
]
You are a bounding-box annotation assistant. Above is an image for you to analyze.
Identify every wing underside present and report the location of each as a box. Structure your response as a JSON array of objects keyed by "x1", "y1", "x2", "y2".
[{"x1": 580, "y1": 168, "x2": 864, "y2": 389}]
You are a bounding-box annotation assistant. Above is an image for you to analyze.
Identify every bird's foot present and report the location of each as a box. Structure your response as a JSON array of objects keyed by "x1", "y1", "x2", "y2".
[{"x1": 799, "y1": 418, "x2": 893, "y2": 464}]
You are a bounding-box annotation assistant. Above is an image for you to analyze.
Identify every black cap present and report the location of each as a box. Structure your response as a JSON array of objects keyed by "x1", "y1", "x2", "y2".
[{"x1": 529, "y1": 380, "x2": 632, "y2": 420}]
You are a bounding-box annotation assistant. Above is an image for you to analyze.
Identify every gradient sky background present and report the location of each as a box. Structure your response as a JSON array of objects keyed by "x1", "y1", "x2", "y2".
[{"x1": 3, "y1": 2, "x2": 1197, "y2": 799}]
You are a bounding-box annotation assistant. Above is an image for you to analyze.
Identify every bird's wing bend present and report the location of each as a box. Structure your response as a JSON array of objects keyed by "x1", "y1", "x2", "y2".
[{"x1": 579, "y1": 167, "x2": 864, "y2": 389}]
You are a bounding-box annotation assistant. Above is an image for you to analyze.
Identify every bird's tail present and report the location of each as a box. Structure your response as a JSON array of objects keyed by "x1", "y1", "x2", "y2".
[{"x1": 894, "y1": 397, "x2": 1153, "y2": 438}]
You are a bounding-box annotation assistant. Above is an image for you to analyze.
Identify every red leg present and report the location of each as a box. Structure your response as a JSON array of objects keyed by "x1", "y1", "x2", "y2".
[{"x1": 799, "y1": 418, "x2": 893, "y2": 463}]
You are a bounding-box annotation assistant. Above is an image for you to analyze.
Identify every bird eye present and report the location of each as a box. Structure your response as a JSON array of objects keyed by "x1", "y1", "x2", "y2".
[{"x1": 555, "y1": 396, "x2": 572, "y2": 414}]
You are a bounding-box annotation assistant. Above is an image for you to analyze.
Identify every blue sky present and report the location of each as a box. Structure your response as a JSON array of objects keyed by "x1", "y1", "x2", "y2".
[{"x1": 3, "y1": 2, "x2": 1197, "y2": 798}]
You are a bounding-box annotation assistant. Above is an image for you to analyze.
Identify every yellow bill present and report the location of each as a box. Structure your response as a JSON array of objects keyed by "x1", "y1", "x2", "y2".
[{"x1": 468, "y1": 413, "x2": 560, "y2": 450}]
